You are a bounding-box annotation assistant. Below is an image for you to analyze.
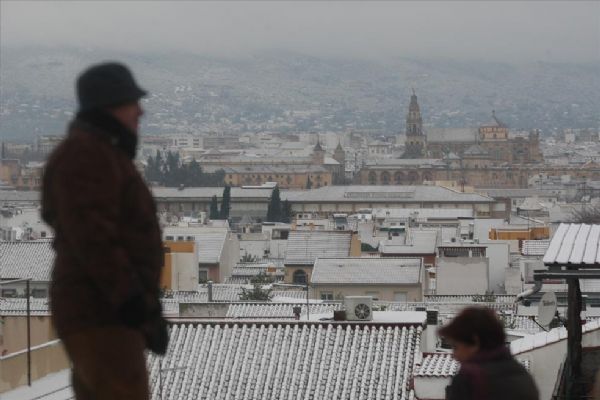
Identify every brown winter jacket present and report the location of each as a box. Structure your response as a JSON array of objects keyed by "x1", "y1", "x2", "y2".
[
  {"x1": 42, "y1": 112, "x2": 164, "y2": 339},
  {"x1": 445, "y1": 346, "x2": 539, "y2": 400}
]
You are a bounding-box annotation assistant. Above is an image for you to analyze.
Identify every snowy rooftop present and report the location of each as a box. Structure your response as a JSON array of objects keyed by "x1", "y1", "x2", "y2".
[
  {"x1": 377, "y1": 300, "x2": 516, "y2": 314},
  {"x1": 379, "y1": 231, "x2": 438, "y2": 255},
  {"x1": 311, "y1": 257, "x2": 422, "y2": 285},
  {"x1": 226, "y1": 303, "x2": 341, "y2": 319},
  {"x1": 522, "y1": 239, "x2": 551, "y2": 256},
  {"x1": 0, "y1": 298, "x2": 51, "y2": 316},
  {"x1": 284, "y1": 230, "x2": 353, "y2": 266},
  {"x1": 424, "y1": 294, "x2": 517, "y2": 304},
  {"x1": 372, "y1": 208, "x2": 474, "y2": 220},
  {"x1": 163, "y1": 227, "x2": 229, "y2": 263},
  {"x1": 511, "y1": 318, "x2": 600, "y2": 355},
  {"x1": 282, "y1": 185, "x2": 493, "y2": 204},
  {"x1": 543, "y1": 223, "x2": 600, "y2": 266},
  {"x1": 148, "y1": 322, "x2": 422, "y2": 400},
  {"x1": 415, "y1": 353, "x2": 530, "y2": 378},
  {"x1": 0, "y1": 240, "x2": 55, "y2": 281},
  {"x1": 160, "y1": 286, "x2": 307, "y2": 313}
]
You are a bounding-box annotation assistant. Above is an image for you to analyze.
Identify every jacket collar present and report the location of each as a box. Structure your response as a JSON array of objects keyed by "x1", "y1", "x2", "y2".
[
  {"x1": 74, "y1": 110, "x2": 138, "y2": 160},
  {"x1": 466, "y1": 345, "x2": 512, "y2": 364}
]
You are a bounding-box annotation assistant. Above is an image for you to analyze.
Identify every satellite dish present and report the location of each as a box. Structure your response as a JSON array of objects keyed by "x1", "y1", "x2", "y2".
[{"x1": 538, "y1": 292, "x2": 558, "y2": 327}]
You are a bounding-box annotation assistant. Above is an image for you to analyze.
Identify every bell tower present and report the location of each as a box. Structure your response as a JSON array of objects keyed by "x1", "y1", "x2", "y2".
[{"x1": 403, "y1": 89, "x2": 426, "y2": 158}]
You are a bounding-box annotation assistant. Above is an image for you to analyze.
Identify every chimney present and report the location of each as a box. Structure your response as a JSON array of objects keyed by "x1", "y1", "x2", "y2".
[
  {"x1": 207, "y1": 280, "x2": 213, "y2": 302},
  {"x1": 293, "y1": 306, "x2": 302, "y2": 320},
  {"x1": 422, "y1": 309, "x2": 439, "y2": 353}
]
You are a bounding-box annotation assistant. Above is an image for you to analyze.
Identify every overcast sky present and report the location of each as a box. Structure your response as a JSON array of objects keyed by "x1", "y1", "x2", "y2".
[{"x1": 1, "y1": 1, "x2": 599, "y2": 63}]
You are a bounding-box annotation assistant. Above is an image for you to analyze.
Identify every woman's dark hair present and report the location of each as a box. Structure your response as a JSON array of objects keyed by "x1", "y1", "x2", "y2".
[{"x1": 438, "y1": 307, "x2": 506, "y2": 350}]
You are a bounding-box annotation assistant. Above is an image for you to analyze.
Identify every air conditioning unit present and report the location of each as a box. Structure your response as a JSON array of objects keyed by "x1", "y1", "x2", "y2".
[{"x1": 344, "y1": 296, "x2": 373, "y2": 321}]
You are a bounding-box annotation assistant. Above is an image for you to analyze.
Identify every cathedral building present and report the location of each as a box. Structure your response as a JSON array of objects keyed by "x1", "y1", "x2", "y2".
[{"x1": 361, "y1": 92, "x2": 550, "y2": 188}]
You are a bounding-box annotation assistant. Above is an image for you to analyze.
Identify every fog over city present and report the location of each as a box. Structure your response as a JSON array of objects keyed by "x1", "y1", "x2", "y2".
[{"x1": 2, "y1": 1, "x2": 599, "y2": 63}]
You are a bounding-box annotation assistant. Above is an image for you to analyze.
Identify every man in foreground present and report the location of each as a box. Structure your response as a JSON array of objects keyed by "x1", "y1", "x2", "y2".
[{"x1": 42, "y1": 62, "x2": 168, "y2": 399}]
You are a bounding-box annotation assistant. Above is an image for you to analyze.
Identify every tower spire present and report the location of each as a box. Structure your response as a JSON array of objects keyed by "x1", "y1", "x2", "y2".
[{"x1": 403, "y1": 89, "x2": 426, "y2": 159}]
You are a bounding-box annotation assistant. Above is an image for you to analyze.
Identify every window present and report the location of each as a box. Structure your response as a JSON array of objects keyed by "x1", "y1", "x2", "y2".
[
  {"x1": 198, "y1": 270, "x2": 208, "y2": 283},
  {"x1": 1, "y1": 289, "x2": 17, "y2": 298},
  {"x1": 320, "y1": 292, "x2": 333, "y2": 301},
  {"x1": 186, "y1": 236, "x2": 194, "y2": 241},
  {"x1": 32, "y1": 289, "x2": 47, "y2": 298},
  {"x1": 166, "y1": 235, "x2": 174, "y2": 241},
  {"x1": 293, "y1": 270, "x2": 307, "y2": 284},
  {"x1": 394, "y1": 292, "x2": 407, "y2": 302},
  {"x1": 177, "y1": 236, "x2": 184, "y2": 241},
  {"x1": 365, "y1": 291, "x2": 379, "y2": 301},
  {"x1": 272, "y1": 229, "x2": 289, "y2": 240}
]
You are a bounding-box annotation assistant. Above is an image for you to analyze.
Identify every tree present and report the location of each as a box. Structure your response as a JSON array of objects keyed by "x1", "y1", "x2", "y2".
[
  {"x1": 250, "y1": 272, "x2": 275, "y2": 285},
  {"x1": 209, "y1": 195, "x2": 220, "y2": 220},
  {"x1": 187, "y1": 159, "x2": 202, "y2": 186},
  {"x1": 281, "y1": 199, "x2": 292, "y2": 223},
  {"x1": 472, "y1": 291, "x2": 496, "y2": 303},
  {"x1": 361, "y1": 242, "x2": 378, "y2": 252},
  {"x1": 570, "y1": 204, "x2": 600, "y2": 224},
  {"x1": 143, "y1": 150, "x2": 225, "y2": 187},
  {"x1": 266, "y1": 187, "x2": 282, "y2": 222},
  {"x1": 241, "y1": 253, "x2": 259, "y2": 263},
  {"x1": 219, "y1": 186, "x2": 231, "y2": 219},
  {"x1": 238, "y1": 276, "x2": 273, "y2": 301}
]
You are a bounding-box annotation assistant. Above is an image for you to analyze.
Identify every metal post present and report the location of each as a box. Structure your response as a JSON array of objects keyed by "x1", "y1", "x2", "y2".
[
  {"x1": 26, "y1": 279, "x2": 31, "y2": 387},
  {"x1": 566, "y1": 278, "x2": 582, "y2": 400},
  {"x1": 159, "y1": 357, "x2": 163, "y2": 400},
  {"x1": 306, "y1": 284, "x2": 310, "y2": 320}
]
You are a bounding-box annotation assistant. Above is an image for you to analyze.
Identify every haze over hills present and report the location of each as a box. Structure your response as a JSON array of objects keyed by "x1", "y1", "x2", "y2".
[{"x1": 1, "y1": 46, "x2": 598, "y2": 141}]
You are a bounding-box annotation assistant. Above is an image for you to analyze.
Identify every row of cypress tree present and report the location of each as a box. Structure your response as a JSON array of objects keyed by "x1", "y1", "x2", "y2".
[
  {"x1": 208, "y1": 186, "x2": 292, "y2": 223},
  {"x1": 145, "y1": 151, "x2": 225, "y2": 187},
  {"x1": 209, "y1": 186, "x2": 231, "y2": 220}
]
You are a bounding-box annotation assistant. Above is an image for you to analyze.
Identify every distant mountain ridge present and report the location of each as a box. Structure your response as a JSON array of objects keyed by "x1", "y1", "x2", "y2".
[{"x1": 1, "y1": 47, "x2": 598, "y2": 141}]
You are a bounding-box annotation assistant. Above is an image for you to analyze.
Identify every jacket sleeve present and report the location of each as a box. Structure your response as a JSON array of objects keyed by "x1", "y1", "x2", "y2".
[{"x1": 51, "y1": 142, "x2": 141, "y2": 310}]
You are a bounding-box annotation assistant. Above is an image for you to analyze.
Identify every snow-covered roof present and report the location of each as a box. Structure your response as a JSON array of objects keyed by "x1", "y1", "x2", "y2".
[
  {"x1": 147, "y1": 322, "x2": 423, "y2": 400},
  {"x1": 284, "y1": 230, "x2": 353, "y2": 266},
  {"x1": 163, "y1": 228, "x2": 229, "y2": 263},
  {"x1": 376, "y1": 300, "x2": 516, "y2": 313},
  {"x1": 0, "y1": 240, "x2": 54, "y2": 281},
  {"x1": 226, "y1": 303, "x2": 341, "y2": 318},
  {"x1": 230, "y1": 262, "x2": 285, "y2": 278},
  {"x1": 414, "y1": 353, "x2": 458, "y2": 377},
  {"x1": 372, "y1": 208, "x2": 473, "y2": 220},
  {"x1": 522, "y1": 240, "x2": 551, "y2": 256},
  {"x1": 379, "y1": 231, "x2": 438, "y2": 255},
  {"x1": 543, "y1": 223, "x2": 600, "y2": 265},
  {"x1": 0, "y1": 298, "x2": 51, "y2": 316},
  {"x1": 282, "y1": 186, "x2": 494, "y2": 204},
  {"x1": 424, "y1": 294, "x2": 517, "y2": 304},
  {"x1": 160, "y1": 286, "x2": 307, "y2": 312},
  {"x1": 415, "y1": 353, "x2": 530, "y2": 378},
  {"x1": 511, "y1": 319, "x2": 600, "y2": 355},
  {"x1": 311, "y1": 257, "x2": 422, "y2": 285}
]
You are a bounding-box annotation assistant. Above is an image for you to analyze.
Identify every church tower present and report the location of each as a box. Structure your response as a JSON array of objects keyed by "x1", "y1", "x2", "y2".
[
  {"x1": 312, "y1": 139, "x2": 325, "y2": 165},
  {"x1": 332, "y1": 141, "x2": 346, "y2": 184},
  {"x1": 403, "y1": 89, "x2": 427, "y2": 158}
]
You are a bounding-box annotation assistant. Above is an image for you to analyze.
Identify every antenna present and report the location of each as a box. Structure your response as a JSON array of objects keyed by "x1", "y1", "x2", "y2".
[{"x1": 538, "y1": 291, "x2": 558, "y2": 327}]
